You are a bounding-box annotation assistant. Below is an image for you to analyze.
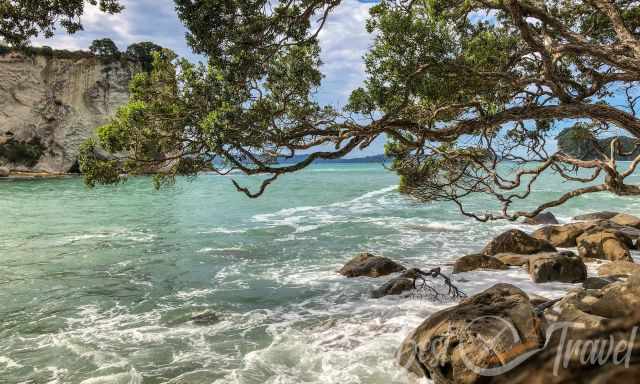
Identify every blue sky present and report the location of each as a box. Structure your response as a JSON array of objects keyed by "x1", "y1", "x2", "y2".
[{"x1": 34, "y1": 0, "x2": 385, "y2": 157}]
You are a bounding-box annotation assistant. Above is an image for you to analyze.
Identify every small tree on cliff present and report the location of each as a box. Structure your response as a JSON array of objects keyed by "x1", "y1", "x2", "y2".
[
  {"x1": 126, "y1": 42, "x2": 164, "y2": 72},
  {"x1": 89, "y1": 38, "x2": 120, "y2": 57},
  {"x1": 81, "y1": 0, "x2": 640, "y2": 221},
  {"x1": 0, "y1": 0, "x2": 123, "y2": 47}
]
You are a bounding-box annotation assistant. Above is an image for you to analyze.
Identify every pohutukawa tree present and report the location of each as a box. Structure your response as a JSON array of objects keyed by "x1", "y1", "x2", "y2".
[
  {"x1": 72, "y1": 1, "x2": 640, "y2": 220},
  {"x1": 0, "y1": 0, "x2": 123, "y2": 46}
]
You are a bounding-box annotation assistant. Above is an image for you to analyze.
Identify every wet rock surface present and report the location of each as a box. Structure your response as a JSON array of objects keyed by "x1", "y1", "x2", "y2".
[
  {"x1": 453, "y1": 254, "x2": 508, "y2": 273},
  {"x1": 483, "y1": 229, "x2": 556, "y2": 256},
  {"x1": 338, "y1": 252, "x2": 406, "y2": 278}
]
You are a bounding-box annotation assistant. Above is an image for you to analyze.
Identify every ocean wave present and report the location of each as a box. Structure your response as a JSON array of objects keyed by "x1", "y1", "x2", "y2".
[
  {"x1": 59, "y1": 229, "x2": 155, "y2": 245},
  {"x1": 196, "y1": 247, "x2": 246, "y2": 253},
  {"x1": 198, "y1": 227, "x2": 247, "y2": 235}
]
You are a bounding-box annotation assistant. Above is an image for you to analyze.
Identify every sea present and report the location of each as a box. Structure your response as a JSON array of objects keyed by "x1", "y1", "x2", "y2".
[{"x1": 2, "y1": 163, "x2": 640, "y2": 383}]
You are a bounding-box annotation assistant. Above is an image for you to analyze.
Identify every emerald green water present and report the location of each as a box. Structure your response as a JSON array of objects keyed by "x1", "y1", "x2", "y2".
[{"x1": 2, "y1": 163, "x2": 640, "y2": 383}]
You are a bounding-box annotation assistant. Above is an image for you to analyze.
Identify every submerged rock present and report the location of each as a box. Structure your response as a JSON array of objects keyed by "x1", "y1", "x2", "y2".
[
  {"x1": 573, "y1": 211, "x2": 619, "y2": 221},
  {"x1": 528, "y1": 251, "x2": 587, "y2": 283},
  {"x1": 370, "y1": 277, "x2": 414, "y2": 298},
  {"x1": 483, "y1": 229, "x2": 556, "y2": 255},
  {"x1": 453, "y1": 254, "x2": 508, "y2": 273},
  {"x1": 191, "y1": 311, "x2": 219, "y2": 325},
  {"x1": 338, "y1": 252, "x2": 405, "y2": 278},
  {"x1": 523, "y1": 212, "x2": 558, "y2": 225},
  {"x1": 576, "y1": 229, "x2": 634, "y2": 262},
  {"x1": 597, "y1": 261, "x2": 640, "y2": 276},
  {"x1": 398, "y1": 284, "x2": 545, "y2": 383}
]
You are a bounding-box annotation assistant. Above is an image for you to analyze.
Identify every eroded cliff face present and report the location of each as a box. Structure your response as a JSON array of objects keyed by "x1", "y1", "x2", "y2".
[{"x1": 0, "y1": 52, "x2": 136, "y2": 173}]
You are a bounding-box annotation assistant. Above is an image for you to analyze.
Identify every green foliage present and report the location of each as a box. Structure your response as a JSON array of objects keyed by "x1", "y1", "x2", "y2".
[
  {"x1": 78, "y1": 139, "x2": 123, "y2": 187},
  {"x1": 0, "y1": 0, "x2": 123, "y2": 47},
  {"x1": 78, "y1": 0, "x2": 640, "y2": 218},
  {"x1": 89, "y1": 38, "x2": 120, "y2": 57},
  {"x1": 0, "y1": 138, "x2": 45, "y2": 167},
  {"x1": 126, "y1": 42, "x2": 163, "y2": 72}
]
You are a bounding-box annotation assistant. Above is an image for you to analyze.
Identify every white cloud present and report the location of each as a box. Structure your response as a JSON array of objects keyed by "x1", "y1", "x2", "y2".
[{"x1": 316, "y1": 0, "x2": 375, "y2": 106}]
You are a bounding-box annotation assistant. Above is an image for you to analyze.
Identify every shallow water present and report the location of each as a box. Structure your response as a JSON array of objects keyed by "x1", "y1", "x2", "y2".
[{"x1": 2, "y1": 163, "x2": 640, "y2": 383}]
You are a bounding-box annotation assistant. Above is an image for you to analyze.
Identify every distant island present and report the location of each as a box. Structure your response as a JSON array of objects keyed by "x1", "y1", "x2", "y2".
[{"x1": 276, "y1": 154, "x2": 388, "y2": 164}]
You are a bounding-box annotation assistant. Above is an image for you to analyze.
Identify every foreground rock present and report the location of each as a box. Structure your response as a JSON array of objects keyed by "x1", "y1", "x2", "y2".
[
  {"x1": 573, "y1": 211, "x2": 619, "y2": 221},
  {"x1": 453, "y1": 254, "x2": 508, "y2": 273},
  {"x1": 0, "y1": 166, "x2": 9, "y2": 177},
  {"x1": 398, "y1": 284, "x2": 545, "y2": 383},
  {"x1": 597, "y1": 261, "x2": 640, "y2": 276},
  {"x1": 523, "y1": 212, "x2": 558, "y2": 225},
  {"x1": 576, "y1": 229, "x2": 634, "y2": 262},
  {"x1": 531, "y1": 222, "x2": 596, "y2": 247},
  {"x1": 528, "y1": 251, "x2": 587, "y2": 283},
  {"x1": 487, "y1": 313, "x2": 640, "y2": 384},
  {"x1": 338, "y1": 252, "x2": 405, "y2": 278},
  {"x1": 545, "y1": 273, "x2": 640, "y2": 328},
  {"x1": 483, "y1": 229, "x2": 556, "y2": 256}
]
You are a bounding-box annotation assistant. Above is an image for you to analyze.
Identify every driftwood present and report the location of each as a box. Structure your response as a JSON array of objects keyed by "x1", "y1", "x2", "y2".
[{"x1": 411, "y1": 267, "x2": 467, "y2": 302}]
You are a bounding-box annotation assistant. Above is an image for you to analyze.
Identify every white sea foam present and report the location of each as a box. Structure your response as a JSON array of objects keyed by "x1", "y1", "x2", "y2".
[
  {"x1": 198, "y1": 227, "x2": 247, "y2": 235},
  {"x1": 59, "y1": 229, "x2": 155, "y2": 245},
  {"x1": 0, "y1": 356, "x2": 23, "y2": 369}
]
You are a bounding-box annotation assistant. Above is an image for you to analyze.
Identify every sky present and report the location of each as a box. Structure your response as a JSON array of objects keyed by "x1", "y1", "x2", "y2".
[{"x1": 33, "y1": 0, "x2": 385, "y2": 157}]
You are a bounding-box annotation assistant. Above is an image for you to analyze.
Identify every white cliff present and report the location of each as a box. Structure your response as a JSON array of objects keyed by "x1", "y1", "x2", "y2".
[{"x1": 0, "y1": 51, "x2": 136, "y2": 174}]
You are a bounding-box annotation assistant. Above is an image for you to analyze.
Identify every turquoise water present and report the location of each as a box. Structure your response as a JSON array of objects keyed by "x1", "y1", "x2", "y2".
[{"x1": 2, "y1": 163, "x2": 640, "y2": 383}]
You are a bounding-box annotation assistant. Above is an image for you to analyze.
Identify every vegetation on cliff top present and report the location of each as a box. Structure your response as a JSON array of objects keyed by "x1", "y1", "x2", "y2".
[{"x1": 0, "y1": 38, "x2": 164, "y2": 70}]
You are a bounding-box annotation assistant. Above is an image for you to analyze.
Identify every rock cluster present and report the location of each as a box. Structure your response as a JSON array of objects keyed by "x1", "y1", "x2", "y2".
[{"x1": 395, "y1": 210, "x2": 640, "y2": 383}]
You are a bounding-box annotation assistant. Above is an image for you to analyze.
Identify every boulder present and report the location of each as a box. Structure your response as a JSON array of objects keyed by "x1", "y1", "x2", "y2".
[
  {"x1": 398, "y1": 284, "x2": 546, "y2": 383},
  {"x1": 486, "y1": 312, "x2": 640, "y2": 384},
  {"x1": 371, "y1": 277, "x2": 414, "y2": 298},
  {"x1": 523, "y1": 212, "x2": 558, "y2": 225},
  {"x1": 338, "y1": 252, "x2": 405, "y2": 278},
  {"x1": 483, "y1": 229, "x2": 556, "y2": 256},
  {"x1": 531, "y1": 222, "x2": 596, "y2": 247},
  {"x1": 0, "y1": 166, "x2": 9, "y2": 177},
  {"x1": 494, "y1": 253, "x2": 532, "y2": 267},
  {"x1": 528, "y1": 251, "x2": 587, "y2": 283},
  {"x1": 573, "y1": 211, "x2": 619, "y2": 221},
  {"x1": 610, "y1": 213, "x2": 640, "y2": 229},
  {"x1": 582, "y1": 276, "x2": 620, "y2": 290},
  {"x1": 453, "y1": 254, "x2": 509, "y2": 273},
  {"x1": 576, "y1": 229, "x2": 634, "y2": 262},
  {"x1": 597, "y1": 261, "x2": 640, "y2": 276}
]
